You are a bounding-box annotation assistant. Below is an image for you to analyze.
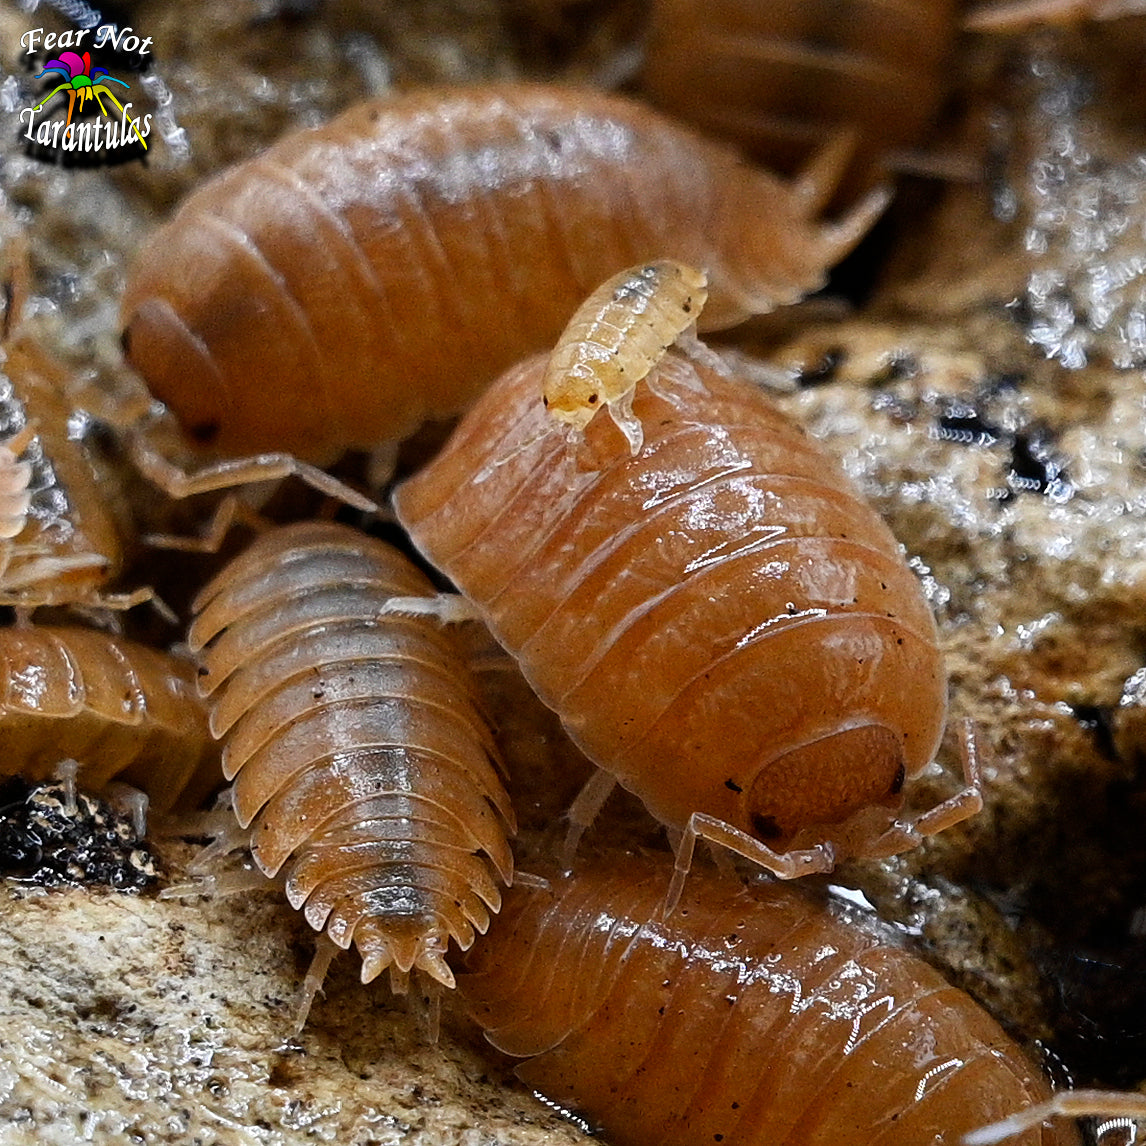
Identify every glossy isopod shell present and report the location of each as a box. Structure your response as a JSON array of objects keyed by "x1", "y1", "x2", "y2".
[
  {"x1": 396, "y1": 345, "x2": 951, "y2": 869},
  {"x1": 461, "y1": 859, "x2": 1080, "y2": 1146},
  {"x1": 642, "y1": 0, "x2": 958, "y2": 198},
  {"x1": 0, "y1": 625, "x2": 220, "y2": 814},
  {"x1": 120, "y1": 83, "x2": 883, "y2": 463},
  {"x1": 187, "y1": 521, "x2": 515, "y2": 989},
  {"x1": 0, "y1": 334, "x2": 129, "y2": 606}
]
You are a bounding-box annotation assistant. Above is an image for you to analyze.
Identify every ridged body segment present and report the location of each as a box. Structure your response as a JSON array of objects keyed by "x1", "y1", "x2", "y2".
[
  {"x1": 462, "y1": 862, "x2": 1079, "y2": 1146},
  {"x1": 121, "y1": 83, "x2": 879, "y2": 461},
  {"x1": 0, "y1": 335, "x2": 127, "y2": 604},
  {"x1": 642, "y1": 0, "x2": 958, "y2": 196},
  {"x1": 396, "y1": 349, "x2": 945, "y2": 849},
  {"x1": 188, "y1": 521, "x2": 514, "y2": 987},
  {"x1": 0, "y1": 625, "x2": 219, "y2": 813}
]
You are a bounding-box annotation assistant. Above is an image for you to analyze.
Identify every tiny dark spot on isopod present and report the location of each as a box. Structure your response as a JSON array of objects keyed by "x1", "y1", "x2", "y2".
[
  {"x1": 751, "y1": 814, "x2": 782, "y2": 840},
  {"x1": 189, "y1": 420, "x2": 222, "y2": 445},
  {"x1": 724, "y1": 778, "x2": 742, "y2": 793},
  {"x1": 588, "y1": 394, "x2": 598, "y2": 404},
  {"x1": 890, "y1": 763, "x2": 906, "y2": 795}
]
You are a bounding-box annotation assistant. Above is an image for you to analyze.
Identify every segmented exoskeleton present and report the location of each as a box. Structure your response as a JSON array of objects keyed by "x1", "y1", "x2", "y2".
[{"x1": 188, "y1": 521, "x2": 515, "y2": 1009}]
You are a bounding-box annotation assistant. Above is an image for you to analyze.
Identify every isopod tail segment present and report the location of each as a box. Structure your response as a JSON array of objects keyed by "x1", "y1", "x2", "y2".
[{"x1": 964, "y1": 1089, "x2": 1146, "y2": 1145}]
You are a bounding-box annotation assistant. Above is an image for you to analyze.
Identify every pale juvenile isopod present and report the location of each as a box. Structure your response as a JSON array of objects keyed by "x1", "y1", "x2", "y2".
[
  {"x1": 642, "y1": 0, "x2": 959, "y2": 198},
  {"x1": 186, "y1": 521, "x2": 515, "y2": 1016},
  {"x1": 0, "y1": 624, "x2": 221, "y2": 816},
  {"x1": 396, "y1": 313, "x2": 980, "y2": 909},
  {"x1": 461, "y1": 859, "x2": 1079, "y2": 1146},
  {"x1": 541, "y1": 259, "x2": 708, "y2": 454},
  {"x1": 119, "y1": 82, "x2": 886, "y2": 463}
]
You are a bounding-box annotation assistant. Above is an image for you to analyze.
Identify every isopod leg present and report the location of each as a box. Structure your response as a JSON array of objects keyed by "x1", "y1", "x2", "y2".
[
  {"x1": 127, "y1": 429, "x2": 380, "y2": 514},
  {"x1": 53, "y1": 758, "x2": 79, "y2": 816},
  {"x1": 792, "y1": 129, "x2": 858, "y2": 214},
  {"x1": 963, "y1": 0, "x2": 1092, "y2": 30},
  {"x1": 856, "y1": 721, "x2": 984, "y2": 858},
  {"x1": 963, "y1": 1089, "x2": 1146, "y2": 1146},
  {"x1": 664, "y1": 812, "x2": 836, "y2": 917},
  {"x1": 291, "y1": 932, "x2": 340, "y2": 1036},
  {"x1": 561, "y1": 769, "x2": 617, "y2": 871},
  {"x1": 142, "y1": 494, "x2": 269, "y2": 554},
  {"x1": 670, "y1": 333, "x2": 731, "y2": 381},
  {"x1": 103, "y1": 781, "x2": 150, "y2": 839},
  {"x1": 605, "y1": 388, "x2": 644, "y2": 455},
  {"x1": 376, "y1": 593, "x2": 483, "y2": 624},
  {"x1": 410, "y1": 972, "x2": 444, "y2": 1045}
]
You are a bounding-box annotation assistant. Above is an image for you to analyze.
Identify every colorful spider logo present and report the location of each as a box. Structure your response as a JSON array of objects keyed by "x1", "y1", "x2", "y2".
[{"x1": 32, "y1": 50, "x2": 147, "y2": 148}]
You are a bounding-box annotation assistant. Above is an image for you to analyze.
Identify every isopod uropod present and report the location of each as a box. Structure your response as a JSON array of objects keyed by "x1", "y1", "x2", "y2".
[
  {"x1": 396, "y1": 283, "x2": 980, "y2": 908},
  {"x1": 462, "y1": 859, "x2": 1078, "y2": 1146},
  {"x1": 0, "y1": 624, "x2": 221, "y2": 815},
  {"x1": 120, "y1": 83, "x2": 885, "y2": 463},
  {"x1": 186, "y1": 521, "x2": 515, "y2": 1014}
]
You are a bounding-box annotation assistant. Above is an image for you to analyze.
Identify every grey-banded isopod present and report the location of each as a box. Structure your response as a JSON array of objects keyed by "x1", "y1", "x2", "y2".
[{"x1": 186, "y1": 521, "x2": 515, "y2": 1020}]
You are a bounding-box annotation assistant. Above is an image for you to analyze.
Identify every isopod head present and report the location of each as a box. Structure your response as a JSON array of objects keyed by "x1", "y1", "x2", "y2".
[{"x1": 743, "y1": 723, "x2": 908, "y2": 848}]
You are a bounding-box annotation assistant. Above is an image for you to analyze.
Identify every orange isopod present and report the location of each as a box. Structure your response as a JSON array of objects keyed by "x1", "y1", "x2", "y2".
[
  {"x1": 0, "y1": 331, "x2": 136, "y2": 609},
  {"x1": 187, "y1": 520, "x2": 515, "y2": 1004},
  {"x1": 0, "y1": 625, "x2": 220, "y2": 815},
  {"x1": 964, "y1": 0, "x2": 1143, "y2": 29},
  {"x1": 119, "y1": 83, "x2": 885, "y2": 463},
  {"x1": 396, "y1": 335, "x2": 980, "y2": 907},
  {"x1": 461, "y1": 859, "x2": 1079, "y2": 1146},
  {"x1": 642, "y1": 0, "x2": 959, "y2": 197}
]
